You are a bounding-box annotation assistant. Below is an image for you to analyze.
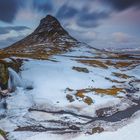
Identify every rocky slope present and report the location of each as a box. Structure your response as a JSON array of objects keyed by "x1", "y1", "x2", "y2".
[{"x1": 2, "y1": 15, "x2": 78, "y2": 58}]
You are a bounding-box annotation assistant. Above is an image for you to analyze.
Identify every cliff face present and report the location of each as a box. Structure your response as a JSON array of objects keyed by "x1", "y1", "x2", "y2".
[
  {"x1": 0, "y1": 61, "x2": 9, "y2": 90},
  {"x1": 3, "y1": 15, "x2": 77, "y2": 57}
]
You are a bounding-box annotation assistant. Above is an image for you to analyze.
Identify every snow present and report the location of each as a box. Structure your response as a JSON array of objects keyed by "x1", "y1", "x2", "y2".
[
  {"x1": 23, "y1": 115, "x2": 140, "y2": 140},
  {"x1": 0, "y1": 43, "x2": 140, "y2": 140},
  {"x1": 0, "y1": 135, "x2": 5, "y2": 140},
  {"x1": 73, "y1": 116, "x2": 140, "y2": 140},
  {"x1": 20, "y1": 55, "x2": 122, "y2": 116},
  {"x1": 63, "y1": 43, "x2": 99, "y2": 57}
]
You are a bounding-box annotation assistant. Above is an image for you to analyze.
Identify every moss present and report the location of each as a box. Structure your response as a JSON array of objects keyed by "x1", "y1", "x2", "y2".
[
  {"x1": 0, "y1": 61, "x2": 9, "y2": 89},
  {"x1": 0, "y1": 129, "x2": 6, "y2": 139}
]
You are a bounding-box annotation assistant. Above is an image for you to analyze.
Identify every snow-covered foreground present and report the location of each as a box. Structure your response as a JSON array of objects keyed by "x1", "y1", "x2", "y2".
[
  {"x1": 25, "y1": 113, "x2": 140, "y2": 140},
  {"x1": 0, "y1": 46, "x2": 140, "y2": 140}
]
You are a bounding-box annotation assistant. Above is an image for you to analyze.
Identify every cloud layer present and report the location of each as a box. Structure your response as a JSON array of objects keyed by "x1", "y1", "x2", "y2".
[
  {"x1": 0, "y1": 25, "x2": 30, "y2": 48},
  {"x1": 0, "y1": 0, "x2": 140, "y2": 49},
  {"x1": 0, "y1": 26, "x2": 30, "y2": 35},
  {"x1": 102, "y1": 0, "x2": 140, "y2": 11}
]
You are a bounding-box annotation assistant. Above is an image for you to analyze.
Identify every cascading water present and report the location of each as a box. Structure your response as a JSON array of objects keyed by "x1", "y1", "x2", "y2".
[{"x1": 8, "y1": 67, "x2": 24, "y2": 91}]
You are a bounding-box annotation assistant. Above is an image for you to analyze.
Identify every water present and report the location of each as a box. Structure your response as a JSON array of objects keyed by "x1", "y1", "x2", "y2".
[{"x1": 8, "y1": 67, "x2": 24, "y2": 91}]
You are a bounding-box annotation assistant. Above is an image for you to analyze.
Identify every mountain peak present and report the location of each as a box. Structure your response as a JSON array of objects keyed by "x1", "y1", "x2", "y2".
[
  {"x1": 42, "y1": 15, "x2": 58, "y2": 22},
  {"x1": 4, "y1": 15, "x2": 77, "y2": 56},
  {"x1": 34, "y1": 14, "x2": 67, "y2": 35},
  {"x1": 40, "y1": 15, "x2": 60, "y2": 27}
]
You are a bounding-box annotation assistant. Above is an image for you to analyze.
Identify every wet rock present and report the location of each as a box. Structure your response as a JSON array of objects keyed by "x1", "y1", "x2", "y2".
[{"x1": 0, "y1": 58, "x2": 23, "y2": 91}]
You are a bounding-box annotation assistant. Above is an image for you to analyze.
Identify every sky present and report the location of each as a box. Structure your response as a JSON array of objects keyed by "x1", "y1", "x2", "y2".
[{"x1": 0, "y1": 0, "x2": 140, "y2": 49}]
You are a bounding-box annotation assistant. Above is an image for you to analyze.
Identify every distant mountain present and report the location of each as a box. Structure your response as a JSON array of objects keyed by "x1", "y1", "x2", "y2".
[
  {"x1": 104, "y1": 47, "x2": 140, "y2": 55},
  {"x1": 3, "y1": 15, "x2": 78, "y2": 57}
]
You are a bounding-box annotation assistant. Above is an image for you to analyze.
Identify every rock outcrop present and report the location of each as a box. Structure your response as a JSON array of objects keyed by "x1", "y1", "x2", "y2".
[{"x1": 0, "y1": 60, "x2": 9, "y2": 90}]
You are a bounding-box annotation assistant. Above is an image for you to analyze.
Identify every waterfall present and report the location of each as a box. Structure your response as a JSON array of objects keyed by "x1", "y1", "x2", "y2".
[{"x1": 8, "y1": 67, "x2": 23, "y2": 91}]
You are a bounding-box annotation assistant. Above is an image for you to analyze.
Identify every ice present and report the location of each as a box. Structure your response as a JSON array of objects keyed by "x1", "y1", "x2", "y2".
[
  {"x1": 8, "y1": 68, "x2": 24, "y2": 90},
  {"x1": 72, "y1": 116, "x2": 140, "y2": 140}
]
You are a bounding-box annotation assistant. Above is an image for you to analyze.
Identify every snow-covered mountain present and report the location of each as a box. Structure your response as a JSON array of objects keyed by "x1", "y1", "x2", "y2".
[{"x1": 2, "y1": 15, "x2": 113, "y2": 60}]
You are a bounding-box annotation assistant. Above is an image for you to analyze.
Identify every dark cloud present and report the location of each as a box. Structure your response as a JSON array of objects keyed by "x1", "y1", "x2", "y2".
[
  {"x1": 56, "y1": 3, "x2": 110, "y2": 28},
  {"x1": 0, "y1": 0, "x2": 54, "y2": 23},
  {"x1": 33, "y1": 0, "x2": 53, "y2": 12},
  {"x1": 0, "y1": 26, "x2": 30, "y2": 35},
  {"x1": 56, "y1": 4, "x2": 78, "y2": 19},
  {"x1": 0, "y1": 0, "x2": 24, "y2": 23},
  {"x1": 102, "y1": 0, "x2": 140, "y2": 11},
  {"x1": 77, "y1": 11, "x2": 109, "y2": 28}
]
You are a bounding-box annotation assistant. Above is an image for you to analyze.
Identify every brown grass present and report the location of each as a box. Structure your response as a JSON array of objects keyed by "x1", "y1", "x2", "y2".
[
  {"x1": 77, "y1": 59, "x2": 108, "y2": 69},
  {"x1": 92, "y1": 88, "x2": 124, "y2": 95},
  {"x1": 75, "y1": 87, "x2": 124, "y2": 96},
  {"x1": 66, "y1": 90, "x2": 94, "y2": 105},
  {"x1": 76, "y1": 58, "x2": 140, "y2": 70},
  {"x1": 76, "y1": 90, "x2": 85, "y2": 98},
  {"x1": 106, "y1": 60, "x2": 140, "y2": 69},
  {"x1": 66, "y1": 86, "x2": 124, "y2": 105},
  {"x1": 83, "y1": 97, "x2": 93, "y2": 105}
]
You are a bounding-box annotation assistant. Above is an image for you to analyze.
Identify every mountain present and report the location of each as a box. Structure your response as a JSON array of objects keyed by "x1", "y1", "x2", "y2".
[
  {"x1": 3, "y1": 15, "x2": 78, "y2": 58},
  {"x1": 1, "y1": 15, "x2": 132, "y2": 60}
]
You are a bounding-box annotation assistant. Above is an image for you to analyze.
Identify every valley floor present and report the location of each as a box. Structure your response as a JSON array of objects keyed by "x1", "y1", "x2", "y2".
[{"x1": 0, "y1": 45, "x2": 140, "y2": 140}]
